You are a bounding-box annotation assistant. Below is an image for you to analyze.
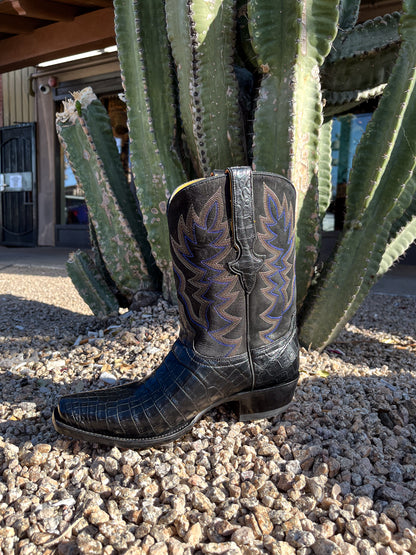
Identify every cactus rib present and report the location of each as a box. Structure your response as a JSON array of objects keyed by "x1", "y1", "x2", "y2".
[
  {"x1": 166, "y1": 0, "x2": 246, "y2": 176},
  {"x1": 328, "y1": 12, "x2": 401, "y2": 63},
  {"x1": 323, "y1": 83, "x2": 387, "y2": 114},
  {"x1": 322, "y1": 43, "x2": 400, "y2": 95},
  {"x1": 317, "y1": 119, "x2": 333, "y2": 223},
  {"x1": 114, "y1": 0, "x2": 187, "y2": 300},
  {"x1": 67, "y1": 251, "x2": 120, "y2": 318}
]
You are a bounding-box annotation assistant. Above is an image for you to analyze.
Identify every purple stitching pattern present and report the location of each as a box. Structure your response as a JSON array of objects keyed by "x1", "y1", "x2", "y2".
[
  {"x1": 258, "y1": 185, "x2": 296, "y2": 342},
  {"x1": 171, "y1": 188, "x2": 242, "y2": 355}
]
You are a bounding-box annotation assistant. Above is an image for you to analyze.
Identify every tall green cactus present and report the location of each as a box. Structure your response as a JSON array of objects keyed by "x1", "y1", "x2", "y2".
[
  {"x1": 58, "y1": 0, "x2": 416, "y2": 352},
  {"x1": 299, "y1": 0, "x2": 416, "y2": 348},
  {"x1": 113, "y1": 0, "x2": 188, "y2": 300},
  {"x1": 165, "y1": 0, "x2": 246, "y2": 175},
  {"x1": 56, "y1": 88, "x2": 160, "y2": 314}
]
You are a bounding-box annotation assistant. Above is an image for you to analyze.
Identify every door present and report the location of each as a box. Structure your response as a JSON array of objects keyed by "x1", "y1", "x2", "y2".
[{"x1": 0, "y1": 123, "x2": 37, "y2": 246}]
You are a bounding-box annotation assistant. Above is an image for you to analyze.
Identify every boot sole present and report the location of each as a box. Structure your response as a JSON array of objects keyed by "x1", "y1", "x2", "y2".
[{"x1": 52, "y1": 377, "x2": 298, "y2": 449}]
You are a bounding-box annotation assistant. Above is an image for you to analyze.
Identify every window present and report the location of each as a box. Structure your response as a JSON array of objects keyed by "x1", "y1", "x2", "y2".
[{"x1": 323, "y1": 113, "x2": 372, "y2": 231}]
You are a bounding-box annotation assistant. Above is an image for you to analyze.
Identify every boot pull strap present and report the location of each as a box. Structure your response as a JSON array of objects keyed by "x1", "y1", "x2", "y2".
[{"x1": 226, "y1": 166, "x2": 264, "y2": 293}]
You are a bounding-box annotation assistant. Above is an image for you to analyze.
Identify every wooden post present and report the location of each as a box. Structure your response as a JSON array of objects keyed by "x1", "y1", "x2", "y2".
[{"x1": 36, "y1": 75, "x2": 56, "y2": 246}]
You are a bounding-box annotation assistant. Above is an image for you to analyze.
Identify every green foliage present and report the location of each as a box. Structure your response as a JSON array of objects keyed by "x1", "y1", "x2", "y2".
[
  {"x1": 58, "y1": 0, "x2": 416, "y2": 352},
  {"x1": 299, "y1": 0, "x2": 416, "y2": 349}
]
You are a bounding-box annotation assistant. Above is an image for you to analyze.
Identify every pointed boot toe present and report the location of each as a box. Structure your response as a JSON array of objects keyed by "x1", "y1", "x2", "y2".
[{"x1": 53, "y1": 167, "x2": 300, "y2": 448}]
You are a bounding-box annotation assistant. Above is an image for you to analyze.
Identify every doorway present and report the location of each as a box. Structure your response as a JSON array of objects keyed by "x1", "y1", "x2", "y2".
[{"x1": 0, "y1": 123, "x2": 36, "y2": 246}]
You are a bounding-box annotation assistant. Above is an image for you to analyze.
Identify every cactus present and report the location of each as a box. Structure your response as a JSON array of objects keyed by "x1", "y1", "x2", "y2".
[
  {"x1": 379, "y1": 186, "x2": 416, "y2": 276},
  {"x1": 317, "y1": 119, "x2": 334, "y2": 223},
  {"x1": 67, "y1": 250, "x2": 120, "y2": 318},
  {"x1": 58, "y1": 0, "x2": 416, "y2": 351},
  {"x1": 113, "y1": 0, "x2": 188, "y2": 300},
  {"x1": 56, "y1": 88, "x2": 160, "y2": 314},
  {"x1": 165, "y1": 0, "x2": 246, "y2": 175},
  {"x1": 299, "y1": 0, "x2": 416, "y2": 349}
]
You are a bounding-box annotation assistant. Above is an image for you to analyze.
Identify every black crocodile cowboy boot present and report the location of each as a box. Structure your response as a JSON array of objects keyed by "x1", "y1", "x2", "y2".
[{"x1": 52, "y1": 167, "x2": 299, "y2": 448}]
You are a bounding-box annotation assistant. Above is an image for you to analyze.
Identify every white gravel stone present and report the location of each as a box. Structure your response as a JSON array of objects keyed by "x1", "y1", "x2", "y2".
[{"x1": 1, "y1": 267, "x2": 415, "y2": 554}]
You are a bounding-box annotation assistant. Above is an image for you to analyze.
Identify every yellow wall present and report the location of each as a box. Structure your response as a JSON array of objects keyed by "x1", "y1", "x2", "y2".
[{"x1": 2, "y1": 67, "x2": 36, "y2": 126}]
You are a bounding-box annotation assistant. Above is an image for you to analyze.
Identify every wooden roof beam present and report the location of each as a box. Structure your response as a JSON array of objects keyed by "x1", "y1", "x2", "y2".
[
  {"x1": 11, "y1": 0, "x2": 79, "y2": 21},
  {"x1": 0, "y1": 7, "x2": 115, "y2": 73},
  {"x1": 0, "y1": 14, "x2": 38, "y2": 34}
]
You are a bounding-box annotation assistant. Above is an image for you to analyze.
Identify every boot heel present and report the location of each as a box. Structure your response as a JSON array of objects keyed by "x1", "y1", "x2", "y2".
[{"x1": 234, "y1": 378, "x2": 298, "y2": 422}]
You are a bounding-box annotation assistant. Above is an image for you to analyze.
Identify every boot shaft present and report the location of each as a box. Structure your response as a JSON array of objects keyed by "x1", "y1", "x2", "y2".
[{"x1": 167, "y1": 167, "x2": 296, "y2": 358}]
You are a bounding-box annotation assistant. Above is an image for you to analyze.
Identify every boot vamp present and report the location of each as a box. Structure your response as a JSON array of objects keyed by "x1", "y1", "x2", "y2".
[
  {"x1": 56, "y1": 340, "x2": 252, "y2": 440},
  {"x1": 251, "y1": 315, "x2": 299, "y2": 389}
]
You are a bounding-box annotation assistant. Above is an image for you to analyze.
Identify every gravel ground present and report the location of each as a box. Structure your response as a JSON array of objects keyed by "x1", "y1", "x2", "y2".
[{"x1": 0, "y1": 265, "x2": 415, "y2": 555}]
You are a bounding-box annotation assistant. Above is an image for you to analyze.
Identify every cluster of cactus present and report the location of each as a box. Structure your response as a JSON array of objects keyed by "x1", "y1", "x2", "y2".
[{"x1": 56, "y1": 0, "x2": 416, "y2": 351}]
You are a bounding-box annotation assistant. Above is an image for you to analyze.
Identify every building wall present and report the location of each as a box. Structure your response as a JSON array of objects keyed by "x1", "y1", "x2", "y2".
[
  {"x1": 33, "y1": 53, "x2": 121, "y2": 247},
  {"x1": 1, "y1": 67, "x2": 36, "y2": 126}
]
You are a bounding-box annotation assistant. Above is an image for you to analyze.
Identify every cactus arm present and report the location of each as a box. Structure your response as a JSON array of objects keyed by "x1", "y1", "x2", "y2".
[
  {"x1": 324, "y1": 83, "x2": 387, "y2": 117},
  {"x1": 296, "y1": 184, "x2": 321, "y2": 308},
  {"x1": 88, "y1": 219, "x2": 131, "y2": 309},
  {"x1": 337, "y1": 0, "x2": 361, "y2": 31},
  {"x1": 323, "y1": 13, "x2": 401, "y2": 115},
  {"x1": 248, "y1": 0, "x2": 339, "y2": 306},
  {"x1": 387, "y1": 184, "x2": 416, "y2": 244},
  {"x1": 379, "y1": 218, "x2": 416, "y2": 275},
  {"x1": 322, "y1": 43, "x2": 400, "y2": 96},
  {"x1": 328, "y1": 12, "x2": 401, "y2": 63},
  {"x1": 56, "y1": 96, "x2": 154, "y2": 301},
  {"x1": 248, "y1": 0, "x2": 298, "y2": 177},
  {"x1": 114, "y1": 0, "x2": 187, "y2": 299},
  {"x1": 79, "y1": 94, "x2": 161, "y2": 290},
  {"x1": 132, "y1": 0, "x2": 187, "y2": 193},
  {"x1": 378, "y1": 181, "x2": 416, "y2": 276},
  {"x1": 164, "y1": 0, "x2": 198, "y2": 173},
  {"x1": 343, "y1": 7, "x2": 416, "y2": 227},
  {"x1": 317, "y1": 119, "x2": 333, "y2": 222},
  {"x1": 67, "y1": 251, "x2": 120, "y2": 318},
  {"x1": 300, "y1": 150, "x2": 416, "y2": 350},
  {"x1": 299, "y1": 1, "x2": 416, "y2": 350},
  {"x1": 166, "y1": 0, "x2": 246, "y2": 176}
]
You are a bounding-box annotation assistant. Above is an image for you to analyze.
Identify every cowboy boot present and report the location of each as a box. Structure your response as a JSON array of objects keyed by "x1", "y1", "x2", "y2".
[{"x1": 52, "y1": 167, "x2": 299, "y2": 448}]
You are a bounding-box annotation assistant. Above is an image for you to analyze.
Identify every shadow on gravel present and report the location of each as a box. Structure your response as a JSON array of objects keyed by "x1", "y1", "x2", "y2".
[
  {"x1": 0, "y1": 265, "x2": 68, "y2": 278},
  {"x1": 330, "y1": 326, "x2": 416, "y2": 373},
  {"x1": 349, "y1": 294, "x2": 416, "y2": 340},
  {"x1": 0, "y1": 295, "x2": 98, "y2": 340}
]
